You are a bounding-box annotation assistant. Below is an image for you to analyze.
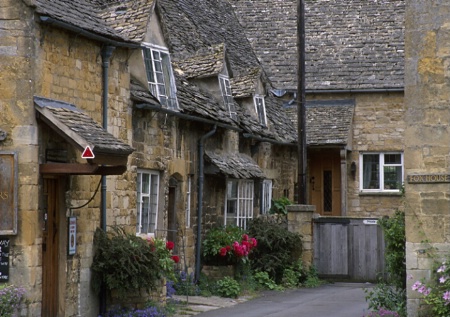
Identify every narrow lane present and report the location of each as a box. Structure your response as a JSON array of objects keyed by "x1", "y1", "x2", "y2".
[{"x1": 196, "y1": 283, "x2": 372, "y2": 317}]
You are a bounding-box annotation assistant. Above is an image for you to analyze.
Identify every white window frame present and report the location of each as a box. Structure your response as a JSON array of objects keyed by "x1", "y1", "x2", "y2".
[
  {"x1": 261, "y1": 179, "x2": 272, "y2": 214},
  {"x1": 186, "y1": 175, "x2": 191, "y2": 228},
  {"x1": 219, "y1": 75, "x2": 237, "y2": 120},
  {"x1": 359, "y1": 152, "x2": 403, "y2": 193},
  {"x1": 254, "y1": 95, "x2": 267, "y2": 126},
  {"x1": 142, "y1": 43, "x2": 178, "y2": 110},
  {"x1": 224, "y1": 179, "x2": 254, "y2": 229},
  {"x1": 136, "y1": 169, "x2": 160, "y2": 236}
]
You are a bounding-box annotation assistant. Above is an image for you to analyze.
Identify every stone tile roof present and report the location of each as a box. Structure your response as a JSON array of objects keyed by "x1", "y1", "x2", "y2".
[
  {"x1": 230, "y1": 68, "x2": 261, "y2": 99},
  {"x1": 34, "y1": 96, "x2": 134, "y2": 156},
  {"x1": 231, "y1": 0, "x2": 405, "y2": 91},
  {"x1": 33, "y1": 0, "x2": 154, "y2": 42},
  {"x1": 156, "y1": 0, "x2": 262, "y2": 77},
  {"x1": 305, "y1": 99, "x2": 355, "y2": 146},
  {"x1": 205, "y1": 151, "x2": 266, "y2": 179},
  {"x1": 172, "y1": 44, "x2": 226, "y2": 79}
]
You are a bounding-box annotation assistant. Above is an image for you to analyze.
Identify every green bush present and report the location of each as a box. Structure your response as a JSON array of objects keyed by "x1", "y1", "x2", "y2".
[
  {"x1": 91, "y1": 227, "x2": 162, "y2": 297},
  {"x1": 254, "y1": 271, "x2": 282, "y2": 291},
  {"x1": 269, "y1": 197, "x2": 292, "y2": 215},
  {"x1": 379, "y1": 210, "x2": 406, "y2": 289},
  {"x1": 215, "y1": 277, "x2": 241, "y2": 298},
  {"x1": 365, "y1": 210, "x2": 406, "y2": 317},
  {"x1": 248, "y1": 217, "x2": 302, "y2": 283}
]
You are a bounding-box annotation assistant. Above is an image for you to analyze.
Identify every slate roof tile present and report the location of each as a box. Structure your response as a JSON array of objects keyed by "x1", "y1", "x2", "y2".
[
  {"x1": 172, "y1": 44, "x2": 226, "y2": 79},
  {"x1": 230, "y1": 68, "x2": 261, "y2": 99},
  {"x1": 34, "y1": 96, "x2": 134, "y2": 155},
  {"x1": 205, "y1": 150, "x2": 266, "y2": 179},
  {"x1": 33, "y1": 0, "x2": 154, "y2": 42},
  {"x1": 231, "y1": 0, "x2": 405, "y2": 91}
]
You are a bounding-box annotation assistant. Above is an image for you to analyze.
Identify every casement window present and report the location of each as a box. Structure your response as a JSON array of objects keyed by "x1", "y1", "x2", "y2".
[
  {"x1": 254, "y1": 95, "x2": 267, "y2": 126},
  {"x1": 261, "y1": 179, "x2": 272, "y2": 214},
  {"x1": 219, "y1": 75, "x2": 237, "y2": 120},
  {"x1": 225, "y1": 179, "x2": 254, "y2": 229},
  {"x1": 186, "y1": 175, "x2": 191, "y2": 228},
  {"x1": 359, "y1": 153, "x2": 403, "y2": 192},
  {"x1": 143, "y1": 44, "x2": 178, "y2": 109},
  {"x1": 136, "y1": 170, "x2": 160, "y2": 235}
]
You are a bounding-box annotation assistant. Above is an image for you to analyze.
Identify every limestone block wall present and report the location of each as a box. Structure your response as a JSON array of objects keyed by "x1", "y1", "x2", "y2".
[
  {"x1": 404, "y1": 1, "x2": 450, "y2": 316},
  {"x1": 0, "y1": 1, "x2": 41, "y2": 316}
]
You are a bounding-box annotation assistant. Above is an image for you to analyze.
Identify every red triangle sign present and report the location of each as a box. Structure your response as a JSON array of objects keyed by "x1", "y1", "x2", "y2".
[{"x1": 81, "y1": 146, "x2": 95, "y2": 159}]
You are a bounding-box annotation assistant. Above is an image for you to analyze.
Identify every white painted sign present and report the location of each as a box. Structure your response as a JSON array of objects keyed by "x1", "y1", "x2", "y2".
[
  {"x1": 68, "y1": 217, "x2": 77, "y2": 255},
  {"x1": 363, "y1": 219, "x2": 378, "y2": 225}
]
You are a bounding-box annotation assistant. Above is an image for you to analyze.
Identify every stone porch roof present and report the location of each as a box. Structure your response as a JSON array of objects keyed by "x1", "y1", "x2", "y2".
[
  {"x1": 34, "y1": 96, "x2": 134, "y2": 157},
  {"x1": 32, "y1": 0, "x2": 154, "y2": 43},
  {"x1": 205, "y1": 151, "x2": 266, "y2": 179},
  {"x1": 231, "y1": 0, "x2": 405, "y2": 91},
  {"x1": 300, "y1": 99, "x2": 355, "y2": 146}
]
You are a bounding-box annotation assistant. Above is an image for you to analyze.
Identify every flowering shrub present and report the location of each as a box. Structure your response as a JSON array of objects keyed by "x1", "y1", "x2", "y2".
[
  {"x1": 364, "y1": 308, "x2": 401, "y2": 317},
  {"x1": 410, "y1": 261, "x2": 450, "y2": 317},
  {"x1": 92, "y1": 227, "x2": 179, "y2": 297},
  {"x1": 99, "y1": 304, "x2": 166, "y2": 317},
  {"x1": 202, "y1": 226, "x2": 257, "y2": 265},
  {"x1": 0, "y1": 284, "x2": 26, "y2": 317}
]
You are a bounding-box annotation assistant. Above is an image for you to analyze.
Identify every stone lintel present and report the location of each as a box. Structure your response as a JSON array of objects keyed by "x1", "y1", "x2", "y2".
[{"x1": 286, "y1": 204, "x2": 316, "y2": 213}]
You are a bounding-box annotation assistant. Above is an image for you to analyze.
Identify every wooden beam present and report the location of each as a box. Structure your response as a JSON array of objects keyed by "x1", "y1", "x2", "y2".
[{"x1": 40, "y1": 163, "x2": 127, "y2": 175}]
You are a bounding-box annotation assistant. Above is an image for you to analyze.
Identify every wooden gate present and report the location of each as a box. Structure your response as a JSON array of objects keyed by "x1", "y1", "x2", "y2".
[{"x1": 313, "y1": 217, "x2": 385, "y2": 281}]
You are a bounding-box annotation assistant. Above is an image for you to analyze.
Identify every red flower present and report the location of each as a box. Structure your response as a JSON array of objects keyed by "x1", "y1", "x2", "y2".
[
  {"x1": 251, "y1": 238, "x2": 257, "y2": 248},
  {"x1": 171, "y1": 255, "x2": 180, "y2": 263},
  {"x1": 219, "y1": 247, "x2": 228, "y2": 257},
  {"x1": 242, "y1": 234, "x2": 249, "y2": 241},
  {"x1": 226, "y1": 245, "x2": 231, "y2": 251},
  {"x1": 166, "y1": 241, "x2": 175, "y2": 250}
]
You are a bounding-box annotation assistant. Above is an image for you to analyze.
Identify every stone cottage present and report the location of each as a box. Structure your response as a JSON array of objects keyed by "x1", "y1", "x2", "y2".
[{"x1": 232, "y1": 0, "x2": 406, "y2": 217}]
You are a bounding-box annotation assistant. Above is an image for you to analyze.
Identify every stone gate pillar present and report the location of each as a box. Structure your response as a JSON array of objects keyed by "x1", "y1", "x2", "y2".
[{"x1": 286, "y1": 204, "x2": 316, "y2": 267}]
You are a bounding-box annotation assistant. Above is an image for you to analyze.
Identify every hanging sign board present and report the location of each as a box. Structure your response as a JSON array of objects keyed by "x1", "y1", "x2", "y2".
[
  {"x1": 68, "y1": 217, "x2": 77, "y2": 255},
  {"x1": 0, "y1": 152, "x2": 18, "y2": 235},
  {"x1": 0, "y1": 238, "x2": 10, "y2": 282}
]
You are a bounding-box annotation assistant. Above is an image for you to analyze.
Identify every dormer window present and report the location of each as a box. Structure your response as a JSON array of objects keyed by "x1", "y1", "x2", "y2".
[
  {"x1": 143, "y1": 44, "x2": 178, "y2": 109},
  {"x1": 219, "y1": 75, "x2": 237, "y2": 120},
  {"x1": 254, "y1": 95, "x2": 267, "y2": 126}
]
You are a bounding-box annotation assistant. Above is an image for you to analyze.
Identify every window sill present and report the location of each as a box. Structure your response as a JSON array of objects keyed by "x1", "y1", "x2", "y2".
[{"x1": 359, "y1": 191, "x2": 402, "y2": 197}]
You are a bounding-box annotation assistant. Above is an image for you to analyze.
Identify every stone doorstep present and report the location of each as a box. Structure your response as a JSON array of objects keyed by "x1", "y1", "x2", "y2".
[{"x1": 171, "y1": 295, "x2": 250, "y2": 316}]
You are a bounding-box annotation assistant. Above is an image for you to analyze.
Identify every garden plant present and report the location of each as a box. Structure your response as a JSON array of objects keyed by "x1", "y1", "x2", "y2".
[{"x1": 0, "y1": 284, "x2": 26, "y2": 317}]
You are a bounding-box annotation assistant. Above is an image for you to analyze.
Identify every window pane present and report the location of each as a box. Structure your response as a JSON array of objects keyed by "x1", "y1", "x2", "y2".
[
  {"x1": 141, "y1": 196, "x2": 150, "y2": 234},
  {"x1": 362, "y1": 154, "x2": 380, "y2": 189},
  {"x1": 143, "y1": 49, "x2": 155, "y2": 83},
  {"x1": 142, "y1": 173, "x2": 150, "y2": 193},
  {"x1": 384, "y1": 166, "x2": 402, "y2": 190},
  {"x1": 385, "y1": 154, "x2": 401, "y2": 164}
]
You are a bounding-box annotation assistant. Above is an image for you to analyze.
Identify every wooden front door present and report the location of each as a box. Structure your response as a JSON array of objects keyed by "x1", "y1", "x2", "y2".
[
  {"x1": 42, "y1": 178, "x2": 60, "y2": 317},
  {"x1": 309, "y1": 149, "x2": 342, "y2": 216}
]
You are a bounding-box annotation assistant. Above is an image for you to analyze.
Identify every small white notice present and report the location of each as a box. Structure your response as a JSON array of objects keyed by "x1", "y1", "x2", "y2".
[{"x1": 363, "y1": 219, "x2": 378, "y2": 225}]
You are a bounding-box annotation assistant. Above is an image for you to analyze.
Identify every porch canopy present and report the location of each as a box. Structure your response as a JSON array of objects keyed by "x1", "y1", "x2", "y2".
[
  {"x1": 34, "y1": 96, "x2": 134, "y2": 175},
  {"x1": 204, "y1": 150, "x2": 266, "y2": 179}
]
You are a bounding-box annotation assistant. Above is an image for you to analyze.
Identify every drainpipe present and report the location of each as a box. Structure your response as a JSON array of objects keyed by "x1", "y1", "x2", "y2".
[
  {"x1": 100, "y1": 44, "x2": 115, "y2": 315},
  {"x1": 195, "y1": 125, "x2": 217, "y2": 281}
]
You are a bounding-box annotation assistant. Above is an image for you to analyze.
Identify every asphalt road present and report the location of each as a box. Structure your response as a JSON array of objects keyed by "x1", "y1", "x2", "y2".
[{"x1": 196, "y1": 283, "x2": 373, "y2": 317}]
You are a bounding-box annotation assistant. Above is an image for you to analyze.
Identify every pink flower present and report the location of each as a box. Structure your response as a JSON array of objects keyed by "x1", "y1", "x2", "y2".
[
  {"x1": 226, "y1": 245, "x2": 231, "y2": 251},
  {"x1": 443, "y1": 291, "x2": 450, "y2": 302},
  {"x1": 438, "y1": 265, "x2": 447, "y2": 273},
  {"x1": 251, "y1": 238, "x2": 257, "y2": 248},
  {"x1": 242, "y1": 234, "x2": 249, "y2": 241},
  {"x1": 412, "y1": 281, "x2": 422, "y2": 291},
  {"x1": 440, "y1": 276, "x2": 447, "y2": 284},
  {"x1": 171, "y1": 255, "x2": 180, "y2": 263},
  {"x1": 418, "y1": 285, "x2": 431, "y2": 296},
  {"x1": 166, "y1": 241, "x2": 175, "y2": 250},
  {"x1": 219, "y1": 247, "x2": 228, "y2": 257}
]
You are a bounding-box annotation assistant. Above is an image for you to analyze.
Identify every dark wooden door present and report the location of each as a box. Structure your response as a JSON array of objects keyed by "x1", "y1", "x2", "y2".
[{"x1": 42, "y1": 178, "x2": 59, "y2": 317}]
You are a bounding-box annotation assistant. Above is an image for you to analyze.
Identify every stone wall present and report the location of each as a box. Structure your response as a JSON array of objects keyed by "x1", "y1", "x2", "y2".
[
  {"x1": 404, "y1": 1, "x2": 450, "y2": 316},
  {"x1": 0, "y1": 1, "x2": 41, "y2": 316}
]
